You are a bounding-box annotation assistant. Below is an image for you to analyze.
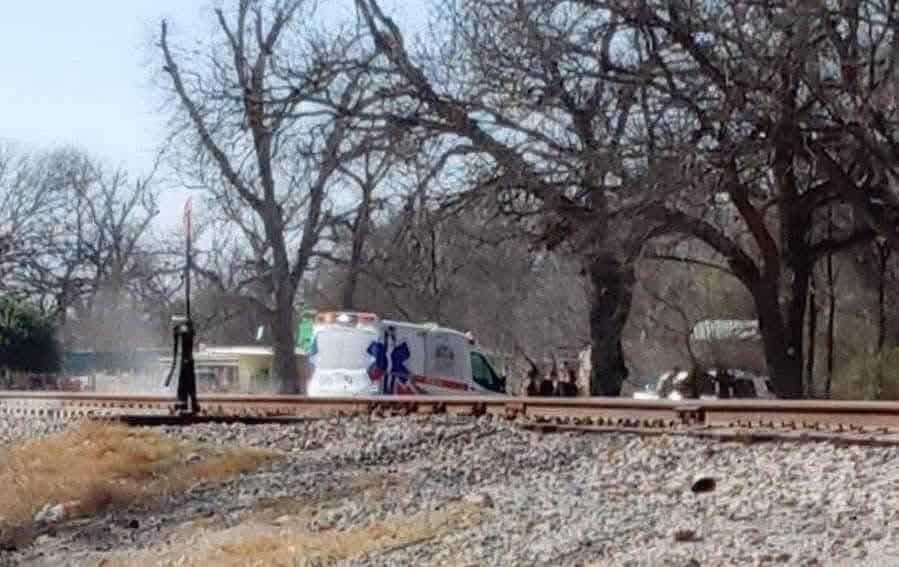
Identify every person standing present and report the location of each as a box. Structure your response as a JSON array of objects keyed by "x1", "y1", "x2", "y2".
[
  {"x1": 556, "y1": 361, "x2": 579, "y2": 397},
  {"x1": 524, "y1": 362, "x2": 541, "y2": 396},
  {"x1": 539, "y1": 363, "x2": 556, "y2": 396}
]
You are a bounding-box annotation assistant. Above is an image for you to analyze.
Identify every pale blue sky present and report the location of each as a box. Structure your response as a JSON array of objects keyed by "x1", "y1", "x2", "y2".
[{"x1": 0, "y1": 1, "x2": 424, "y2": 231}]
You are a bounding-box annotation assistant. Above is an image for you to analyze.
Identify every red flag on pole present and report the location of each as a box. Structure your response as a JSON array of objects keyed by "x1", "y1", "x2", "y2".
[
  {"x1": 184, "y1": 197, "x2": 193, "y2": 320},
  {"x1": 184, "y1": 198, "x2": 192, "y2": 237}
]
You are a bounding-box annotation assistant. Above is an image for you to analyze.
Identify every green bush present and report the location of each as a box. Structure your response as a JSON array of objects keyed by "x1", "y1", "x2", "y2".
[
  {"x1": 835, "y1": 347, "x2": 899, "y2": 400},
  {"x1": 0, "y1": 296, "x2": 60, "y2": 373}
]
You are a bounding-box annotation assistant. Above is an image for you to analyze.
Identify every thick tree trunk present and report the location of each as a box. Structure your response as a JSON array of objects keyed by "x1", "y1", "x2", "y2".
[
  {"x1": 272, "y1": 302, "x2": 300, "y2": 395},
  {"x1": 754, "y1": 114, "x2": 809, "y2": 399},
  {"x1": 342, "y1": 268, "x2": 361, "y2": 310},
  {"x1": 877, "y1": 243, "x2": 890, "y2": 352},
  {"x1": 587, "y1": 254, "x2": 634, "y2": 396},
  {"x1": 56, "y1": 286, "x2": 71, "y2": 351},
  {"x1": 265, "y1": 203, "x2": 303, "y2": 395},
  {"x1": 758, "y1": 325, "x2": 804, "y2": 398},
  {"x1": 806, "y1": 283, "x2": 817, "y2": 398},
  {"x1": 754, "y1": 278, "x2": 804, "y2": 398},
  {"x1": 785, "y1": 260, "x2": 811, "y2": 397},
  {"x1": 825, "y1": 268, "x2": 836, "y2": 397},
  {"x1": 825, "y1": 208, "x2": 837, "y2": 398}
]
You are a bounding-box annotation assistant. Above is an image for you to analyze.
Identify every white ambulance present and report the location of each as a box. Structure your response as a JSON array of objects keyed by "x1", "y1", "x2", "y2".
[{"x1": 306, "y1": 311, "x2": 506, "y2": 396}]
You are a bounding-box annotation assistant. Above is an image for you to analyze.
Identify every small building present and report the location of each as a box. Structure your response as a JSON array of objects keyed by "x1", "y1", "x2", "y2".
[
  {"x1": 689, "y1": 319, "x2": 766, "y2": 375},
  {"x1": 175, "y1": 345, "x2": 309, "y2": 394}
]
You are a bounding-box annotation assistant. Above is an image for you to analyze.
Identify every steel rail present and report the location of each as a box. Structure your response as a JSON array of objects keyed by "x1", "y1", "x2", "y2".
[{"x1": 3, "y1": 391, "x2": 899, "y2": 431}]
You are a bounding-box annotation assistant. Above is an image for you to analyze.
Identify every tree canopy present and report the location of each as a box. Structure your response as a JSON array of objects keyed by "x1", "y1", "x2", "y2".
[{"x1": 0, "y1": 296, "x2": 60, "y2": 373}]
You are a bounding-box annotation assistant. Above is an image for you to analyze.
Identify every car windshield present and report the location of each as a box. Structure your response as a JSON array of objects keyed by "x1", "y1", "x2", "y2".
[{"x1": 311, "y1": 326, "x2": 378, "y2": 371}]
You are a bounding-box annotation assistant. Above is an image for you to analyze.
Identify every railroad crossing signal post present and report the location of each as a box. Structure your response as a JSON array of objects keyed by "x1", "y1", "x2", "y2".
[
  {"x1": 163, "y1": 199, "x2": 200, "y2": 415},
  {"x1": 167, "y1": 316, "x2": 199, "y2": 414}
]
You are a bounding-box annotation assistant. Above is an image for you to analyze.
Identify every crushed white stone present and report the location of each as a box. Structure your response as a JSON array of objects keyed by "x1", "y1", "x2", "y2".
[{"x1": 3, "y1": 414, "x2": 899, "y2": 566}]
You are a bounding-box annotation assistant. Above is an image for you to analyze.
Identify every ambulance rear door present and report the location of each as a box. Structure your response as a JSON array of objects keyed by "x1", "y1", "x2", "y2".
[
  {"x1": 382, "y1": 322, "x2": 426, "y2": 394},
  {"x1": 420, "y1": 329, "x2": 474, "y2": 394}
]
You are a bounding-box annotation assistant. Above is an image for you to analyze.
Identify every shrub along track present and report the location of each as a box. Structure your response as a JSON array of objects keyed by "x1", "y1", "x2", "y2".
[{"x1": 4, "y1": 391, "x2": 899, "y2": 446}]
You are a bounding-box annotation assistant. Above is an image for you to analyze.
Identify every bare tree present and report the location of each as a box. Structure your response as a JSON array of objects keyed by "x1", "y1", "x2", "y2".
[
  {"x1": 0, "y1": 144, "x2": 69, "y2": 296},
  {"x1": 183, "y1": 225, "x2": 274, "y2": 344},
  {"x1": 67, "y1": 164, "x2": 162, "y2": 350},
  {"x1": 1, "y1": 143, "x2": 168, "y2": 350},
  {"x1": 332, "y1": 149, "x2": 397, "y2": 310},
  {"x1": 316, "y1": 193, "x2": 591, "y2": 385},
  {"x1": 582, "y1": 0, "x2": 897, "y2": 397},
  {"x1": 2, "y1": 152, "x2": 112, "y2": 316},
  {"x1": 158, "y1": 0, "x2": 370, "y2": 393},
  {"x1": 354, "y1": 0, "x2": 651, "y2": 395}
]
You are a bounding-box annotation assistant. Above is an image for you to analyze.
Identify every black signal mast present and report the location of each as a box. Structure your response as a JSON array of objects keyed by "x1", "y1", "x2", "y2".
[{"x1": 164, "y1": 198, "x2": 199, "y2": 415}]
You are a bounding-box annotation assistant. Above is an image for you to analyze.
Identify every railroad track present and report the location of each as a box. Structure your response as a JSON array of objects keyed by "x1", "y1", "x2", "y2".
[{"x1": 4, "y1": 390, "x2": 899, "y2": 435}]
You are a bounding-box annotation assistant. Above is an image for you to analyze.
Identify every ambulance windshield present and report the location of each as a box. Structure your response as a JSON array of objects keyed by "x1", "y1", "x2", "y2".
[{"x1": 311, "y1": 326, "x2": 378, "y2": 370}]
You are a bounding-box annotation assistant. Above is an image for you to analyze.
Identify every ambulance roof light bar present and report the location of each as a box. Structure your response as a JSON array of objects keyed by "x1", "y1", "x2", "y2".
[{"x1": 315, "y1": 311, "x2": 378, "y2": 327}]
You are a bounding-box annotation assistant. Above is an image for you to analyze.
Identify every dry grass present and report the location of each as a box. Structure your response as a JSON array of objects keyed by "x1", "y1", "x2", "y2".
[
  {"x1": 0, "y1": 421, "x2": 279, "y2": 546},
  {"x1": 107, "y1": 500, "x2": 486, "y2": 567},
  {"x1": 219, "y1": 502, "x2": 484, "y2": 565}
]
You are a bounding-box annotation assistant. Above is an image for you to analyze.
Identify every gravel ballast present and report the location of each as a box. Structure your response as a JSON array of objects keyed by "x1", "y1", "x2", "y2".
[
  {"x1": 0, "y1": 415, "x2": 70, "y2": 447},
  {"x1": 3, "y1": 414, "x2": 899, "y2": 566}
]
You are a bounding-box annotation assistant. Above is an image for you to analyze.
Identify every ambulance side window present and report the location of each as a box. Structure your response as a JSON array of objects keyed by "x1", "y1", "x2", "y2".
[{"x1": 470, "y1": 352, "x2": 498, "y2": 391}]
